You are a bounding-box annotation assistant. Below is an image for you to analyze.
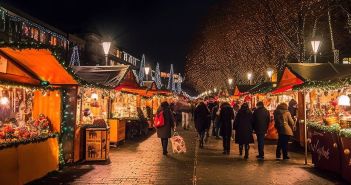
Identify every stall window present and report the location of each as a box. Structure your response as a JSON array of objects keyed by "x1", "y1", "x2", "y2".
[
  {"x1": 31, "y1": 27, "x2": 39, "y2": 41},
  {"x1": 50, "y1": 36, "x2": 57, "y2": 46}
]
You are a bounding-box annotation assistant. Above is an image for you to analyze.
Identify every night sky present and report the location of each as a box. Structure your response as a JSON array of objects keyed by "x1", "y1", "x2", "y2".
[{"x1": 3, "y1": 0, "x2": 217, "y2": 73}]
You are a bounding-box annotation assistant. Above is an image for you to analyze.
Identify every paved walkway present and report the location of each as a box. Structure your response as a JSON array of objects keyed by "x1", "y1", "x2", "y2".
[{"x1": 29, "y1": 127, "x2": 348, "y2": 185}]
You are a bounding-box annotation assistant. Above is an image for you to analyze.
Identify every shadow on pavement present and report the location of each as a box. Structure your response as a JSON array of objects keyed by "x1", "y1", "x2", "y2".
[{"x1": 299, "y1": 166, "x2": 348, "y2": 185}]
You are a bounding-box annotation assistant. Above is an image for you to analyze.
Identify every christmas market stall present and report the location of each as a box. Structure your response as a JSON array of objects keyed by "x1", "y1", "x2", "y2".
[
  {"x1": 73, "y1": 66, "x2": 130, "y2": 161},
  {"x1": 232, "y1": 85, "x2": 254, "y2": 106},
  {"x1": 0, "y1": 46, "x2": 78, "y2": 185},
  {"x1": 290, "y1": 63, "x2": 351, "y2": 182},
  {"x1": 112, "y1": 66, "x2": 151, "y2": 141}
]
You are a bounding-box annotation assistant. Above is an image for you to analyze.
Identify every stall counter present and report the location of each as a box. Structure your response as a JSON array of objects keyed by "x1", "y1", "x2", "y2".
[
  {"x1": 109, "y1": 119, "x2": 126, "y2": 144},
  {"x1": 0, "y1": 137, "x2": 58, "y2": 185}
]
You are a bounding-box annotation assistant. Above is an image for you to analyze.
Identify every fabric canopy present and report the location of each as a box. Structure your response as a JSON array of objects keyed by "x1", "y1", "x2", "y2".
[
  {"x1": 233, "y1": 85, "x2": 255, "y2": 96},
  {"x1": 73, "y1": 65, "x2": 130, "y2": 88},
  {"x1": 0, "y1": 48, "x2": 77, "y2": 85}
]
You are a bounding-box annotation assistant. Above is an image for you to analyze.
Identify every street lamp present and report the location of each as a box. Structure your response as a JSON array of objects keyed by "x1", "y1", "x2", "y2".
[
  {"x1": 102, "y1": 41, "x2": 111, "y2": 66},
  {"x1": 267, "y1": 68, "x2": 274, "y2": 82},
  {"x1": 228, "y1": 78, "x2": 233, "y2": 91},
  {"x1": 311, "y1": 40, "x2": 321, "y2": 63},
  {"x1": 144, "y1": 66, "x2": 150, "y2": 81},
  {"x1": 247, "y1": 72, "x2": 253, "y2": 85},
  {"x1": 214, "y1": 88, "x2": 217, "y2": 93}
]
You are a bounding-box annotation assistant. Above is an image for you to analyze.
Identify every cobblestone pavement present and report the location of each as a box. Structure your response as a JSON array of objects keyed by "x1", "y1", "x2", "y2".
[{"x1": 30, "y1": 127, "x2": 348, "y2": 185}]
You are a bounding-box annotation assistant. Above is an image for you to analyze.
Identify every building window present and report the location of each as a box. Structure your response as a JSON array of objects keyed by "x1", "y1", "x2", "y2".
[
  {"x1": 31, "y1": 28, "x2": 39, "y2": 41},
  {"x1": 50, "y1": 36, "x2": 57, "y2": 46},
  {"x1": 343, "y1": 57, "x2": 351, "y2": 64}
]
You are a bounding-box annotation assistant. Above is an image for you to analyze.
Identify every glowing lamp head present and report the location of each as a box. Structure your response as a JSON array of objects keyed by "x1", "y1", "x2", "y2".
[
  {"x1": 338, "y1": 95, "x2": 350, "y2": 106},
  {"x1": 102, "y1": 42, "x2": 111, "y2": 55},
  {"x1": 91, "y1": 93, "x2": 99, "y2": 100},
  {"x1": 214, "y1": 88, "x2": 217, "y2": 92},
  {"x1": 228, "y1": 78, "x2": 233, "y2": 85},
  {"x1": 247, "y1": 72, "x2": 253, "y2": 80},
  {"x1": 144, "y1": 67, "x2": 150, "y2": 75},
  {"x1": 0, "y1": 97, "x2": 9, "y2": 105},
  {"x1": 267, "y1": 68, "x2": 273, "y2": 78},
  {"x1": 311, "y1": 40, "x2": 321, "y2": 54}
]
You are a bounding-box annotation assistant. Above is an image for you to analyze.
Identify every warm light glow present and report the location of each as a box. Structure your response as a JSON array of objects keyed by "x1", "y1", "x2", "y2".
[
  {"x1": 338, "y1": 95, "x2": 350, "y2": 106},
  {"x1": 144, "y1": 67, "x2": 150, "y2": 75},
  {"x1": 311, "y1": 40, "x2": 321, "y2": 54},
  {"x1": 91, "y1": 93, "x2": 99, "y2": 100},
  {"x1": 0, "y1": 97, "x2": 9, "y2": 105},
  {"x1": 102, "y1": 42, "x2": 111, "y2": 55},
  {"x1": 267, "y1": 68, "x2": 273, "y2": 78},
  {"x1": 228, "y1": 78, "x2": 233, "y2": 85},
  {"x1": 214, "y1": 88, "x2": 217, "y2": 92},
  {"x1": 209, "y1": 90, "x2": 212, "y2": 94},
  {"x1": 247, "y1": 72, "x2": 253, "y2": 80}
]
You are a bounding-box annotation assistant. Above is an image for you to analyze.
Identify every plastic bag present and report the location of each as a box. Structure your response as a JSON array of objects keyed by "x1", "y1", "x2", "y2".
[{"x1": 170, "y1": 132, "x2": 186, "y2": 154}]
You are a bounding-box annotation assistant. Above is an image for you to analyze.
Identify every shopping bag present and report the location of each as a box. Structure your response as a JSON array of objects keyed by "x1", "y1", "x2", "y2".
[{"x1": 170, "y1": 132, "x2": 187, "y2": 154}]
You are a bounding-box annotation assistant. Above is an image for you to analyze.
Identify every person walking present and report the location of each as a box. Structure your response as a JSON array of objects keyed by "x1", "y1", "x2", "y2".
[
  {"x1": 194, "y1": 101, "x2": 210, "y2": 148},
  {"x1": 274, "y1": 103, "x2": 295, "y2": 160},
  {"x1": 233, "y1": 103, "x2": 254, "y2": 159},
  {"x1": 252, "y1": 101, "x2": 270, "y2": 159},
  {"x1": 211, "y1": 102, "x2": 221, "y2": 139},
  {"x1": 156, "y1": 101, "x2": 175, "y2": 155},
  {"x1": 219, "y1": 102, "x2": 234, "y2": 154},
  {"x1": 181, "y1": 101, "x2": 192, "y2": 130}
]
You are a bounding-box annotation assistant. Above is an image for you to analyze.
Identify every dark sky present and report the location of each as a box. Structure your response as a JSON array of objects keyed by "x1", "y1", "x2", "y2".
[{"x1": 4, "y1": 0, "x2": 216, "y2": 73}]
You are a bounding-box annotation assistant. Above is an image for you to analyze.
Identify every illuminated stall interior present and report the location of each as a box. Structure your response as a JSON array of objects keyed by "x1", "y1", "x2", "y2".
[{"x1": 0, "y1": 47, "x2": 78, "y2": 184}]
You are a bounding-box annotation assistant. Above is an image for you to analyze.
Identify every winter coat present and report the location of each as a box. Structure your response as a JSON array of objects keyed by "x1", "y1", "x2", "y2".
[
  {"x1": 219, "y1": 104, "x2": 234, "y2": 137},
  {"x1": 194, "y1": 102, "x2": 210, "y2": 133},
  {"x1": 252, "y1": 107, "x2": 270, "y2": 134},
  {"x1": 274, "y1": 104, "x2": 295, "y2": 136},
  {"x1": 156, "y1": 106, "x2": 175, "y2": 138},
  {"x1": 234, "y1": 108, "x2": 254, "y2": 144}
]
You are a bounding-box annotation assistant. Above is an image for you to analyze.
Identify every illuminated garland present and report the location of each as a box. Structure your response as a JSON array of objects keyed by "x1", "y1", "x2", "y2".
[
  {"x1": 308, "y1": 122, "x2": 341, "y2": 133},
  {"x1": 293, "y1": 80, "x2": 348, "y2": 91},
  {"x1": 340, "y1": 129, "x2": 351, "y2": 138},
  {"x1": 0, "y1": 133, "x2": 58, "y2": 151}
]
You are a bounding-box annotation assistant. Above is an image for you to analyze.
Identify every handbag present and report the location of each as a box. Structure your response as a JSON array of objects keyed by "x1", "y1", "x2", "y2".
[{"x1": 154, "y1": 111, "x2": 165, "y2": 128}]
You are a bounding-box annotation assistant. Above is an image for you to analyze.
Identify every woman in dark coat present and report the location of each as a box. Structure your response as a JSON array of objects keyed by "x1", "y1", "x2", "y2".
[
  {"x1": 156, "y1": 101, "x2": 175, "y2": 155},
  {"x1": 219, "y1": 102, "x2": 234, "y2": 154},
  {"x1": 194, "y1": 101, "x2": 210, "y2": 148},
  {"x1": 233, "y1": 103, "x2": 254, "y2": 159}
]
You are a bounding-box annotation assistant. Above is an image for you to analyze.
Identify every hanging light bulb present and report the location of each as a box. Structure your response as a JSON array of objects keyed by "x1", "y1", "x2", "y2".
[
  {"x1": 91, "y1": 93, "x2": 99, "y2": 100},
  {"x1": 0, "y1": 97, "x2": 9, "y2": 105},
  {"x1": 338, "y1": 95, "x2": 350, "y2": 106}
]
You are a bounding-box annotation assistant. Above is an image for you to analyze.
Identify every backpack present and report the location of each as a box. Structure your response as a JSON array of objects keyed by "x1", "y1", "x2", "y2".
[{"x1": 154, "y1": 111, "x2": 165, "y2": 128}]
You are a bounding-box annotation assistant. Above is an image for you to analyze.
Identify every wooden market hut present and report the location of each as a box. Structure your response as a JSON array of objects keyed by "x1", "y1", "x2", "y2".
[
  {"x1": 274, "y1": 63, "x2": 351, "y2": 145},
  {"x1": 0, "y1": 47, "x2": 78, "y2": 184}
]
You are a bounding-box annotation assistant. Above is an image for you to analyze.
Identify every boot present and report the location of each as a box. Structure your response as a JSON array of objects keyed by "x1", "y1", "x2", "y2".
[
  {"x1": 244, "y1": 145, "x2": 250, "y2": 159},
  {"x1": 239, "y1": 145, "x2": 243, "y2": 156}
]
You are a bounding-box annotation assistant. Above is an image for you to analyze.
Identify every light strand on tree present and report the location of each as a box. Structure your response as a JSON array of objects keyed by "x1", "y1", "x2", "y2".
[
  {"x1": 138, "y1": 54, "x2": 145, "y2": 86},
  {"x1": 69, "y1": 46, "x2": 80, "y2": 66},
  {"x1": 167, "y1": 64, "x2": 175, "y2": 91},
  {"x1": 155, "y1": 62, "x2": 162, "y2": 89}
]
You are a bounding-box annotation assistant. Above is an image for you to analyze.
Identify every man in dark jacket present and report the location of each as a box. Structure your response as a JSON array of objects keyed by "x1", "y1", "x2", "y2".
[
  {"x1": 194, "y1": 101, "x2": 210, "y2": 148},
  {"x1": 252, "y1": 101, "x2": 270, "y2": 159},
  {"x1": 219, "y1": 102, "x2": 234, "y2": 154}
]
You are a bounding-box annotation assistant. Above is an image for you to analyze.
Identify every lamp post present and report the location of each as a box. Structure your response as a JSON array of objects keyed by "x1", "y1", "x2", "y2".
[
  {"x1": 102, "y1": 41, "x2": 111, "y2": 66},
  {"x1": 267, "y1": 68, "x2": 274, "y2": 82},
  {"x1": 228, "y1": 78, "x2": 233, "y2": 87},
  {"x1": 247, "y1": 72, "x2": 253, "y2": 85},
  {"x1": 311, "y1": 40, "x2": 321, "y2": 63},
  {"x1": 144, "y1": 66, "x2": 150, "y2": 81}
]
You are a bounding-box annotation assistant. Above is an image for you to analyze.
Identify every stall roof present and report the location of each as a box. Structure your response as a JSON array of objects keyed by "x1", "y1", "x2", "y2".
[
  {"x1": 0, "y1": 48, "x2": 77, "y2": 85},
  {"x1": 286, "y1": 63, "x2": 351, "y2": 81},
  {"x1": 143, "y1": 81, "x2": 158, "y2": 90},
  {"x1": 73, "y1": 65, "x2": 131, "y2": 88},
  {"x1": 273, "y1": 63, "x2": 351, "y2": 93},
  {"x1": 248, "y1": 82, "x2": 274, "y2": 95},
  {"x1": 233, "y1": 85, "x2": 255, "y2": 96}
]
